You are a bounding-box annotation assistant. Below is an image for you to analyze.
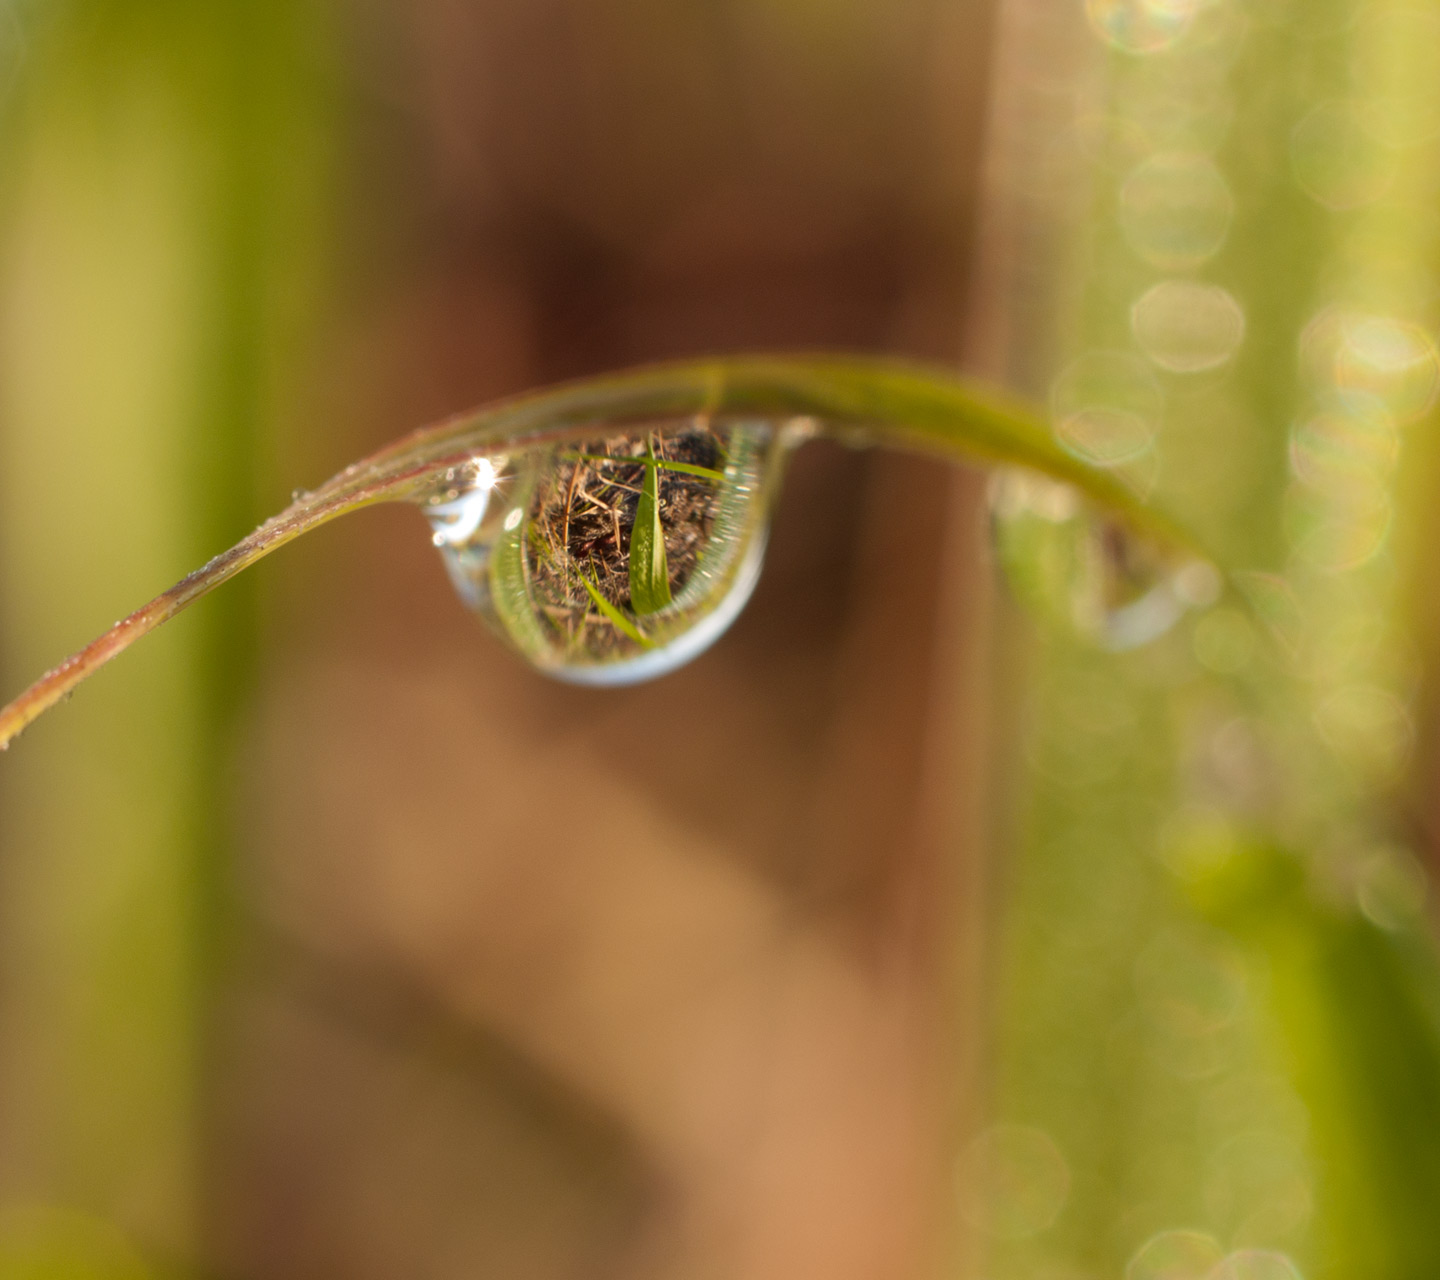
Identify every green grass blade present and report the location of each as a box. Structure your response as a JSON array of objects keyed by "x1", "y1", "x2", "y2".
[
  {"x1": 0, "y1": 354, "x2": 1207, "y2": 750},
  {"x1": 563, "y1": 452, "x2": 727, "y2": 483},
  {"x1": 628, "y1": 437, "x2": 672, "y2": 615},
  {"x1": 578, "y1": 571, "x2": 654, "y2": 648}
]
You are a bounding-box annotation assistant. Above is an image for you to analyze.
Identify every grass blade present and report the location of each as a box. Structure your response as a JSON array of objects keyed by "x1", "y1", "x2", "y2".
[
  {"x1": 0, "y1": 354, "x2": 1208, "y2": 750},
  {"x1": 628, "y1": 437, "x2": 672, "y2": 615}
]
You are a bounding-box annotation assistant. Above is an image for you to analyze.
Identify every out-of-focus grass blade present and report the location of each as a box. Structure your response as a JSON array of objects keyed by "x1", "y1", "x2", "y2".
[
  {"x1": 629, "y1": 437, "x2": 672, "y2": 615},
  {"x1": 1192, "y1": 845, "x2": 1440, "y2": 1279}
]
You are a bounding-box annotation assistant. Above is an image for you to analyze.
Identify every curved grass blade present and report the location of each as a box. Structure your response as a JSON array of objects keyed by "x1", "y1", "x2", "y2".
[{"x1": 0, "y1": 354, "x2": 1203, "y2": 750}]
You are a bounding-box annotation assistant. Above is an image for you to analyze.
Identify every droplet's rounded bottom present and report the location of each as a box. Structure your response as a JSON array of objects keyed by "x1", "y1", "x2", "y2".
[{"x1": 536, "y1": 531, "x2": 767, "y2": 686}]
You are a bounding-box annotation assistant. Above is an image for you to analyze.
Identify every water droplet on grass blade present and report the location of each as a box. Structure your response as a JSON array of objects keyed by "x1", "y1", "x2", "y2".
[
  {"x1": 990, "y1": 469, "x2": 1213, "y2": 651},
  {"x1": 421, "y1": 417, "x2": 785, "y2": 684}
]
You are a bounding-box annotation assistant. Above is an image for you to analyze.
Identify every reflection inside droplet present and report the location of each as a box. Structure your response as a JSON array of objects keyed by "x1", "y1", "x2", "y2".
[
  {"x1": 421, "y1": 417, "x2": 785, "y2": 685},
  {"x1": 1133, "y1": 280, "x2": 1246, "y2": 372},
  {"x1": 1121, "y1": 152, "x2": 1235, "y2": 270}
]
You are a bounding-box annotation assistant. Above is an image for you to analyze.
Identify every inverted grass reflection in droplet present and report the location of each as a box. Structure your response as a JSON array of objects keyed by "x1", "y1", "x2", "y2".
[{"x1": 423, "y1": 417, "x2": 785, "y2": 685}]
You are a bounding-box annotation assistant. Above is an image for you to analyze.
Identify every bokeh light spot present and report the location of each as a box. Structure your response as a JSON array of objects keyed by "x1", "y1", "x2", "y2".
[
  {"x1": 1052, "y1": 351, "x2": 1163, "y2": 465},
  {"x1": 1132, "y1": 280, "x2": 1245, "y2": 372},
  {"x1": 1121, "y1": 153, "x2": 1235, "y2": 269},
  {"x1": 1289, "y1": 396, "x2": 1399, "y2": 498},
  {"x1": 1086, "y1": 0, "x2": 1203, "y2": 54},
  {"x1": 956, "y1": 1123, "x2": 1071, "y2": 1240},
  {"x1": 1336, "y1": 316, "x2": 1440, "y2": 424},
  {"x1": 1291, "y1": 101, "x2": 1397, "y2": 210},
  {"x1": 1125, "y1": 1228, "x2": 1225, "y2": 1280},
  {"x1": 1314, "y1": 683, "x2": 1413, "y2": 780},
  {"x1": 1212, "y1": 1248, "x2": 1305, "y2": 1280},
  {"x1": 1355, "y1": 846, "x2": 1428, "y2": 931}
]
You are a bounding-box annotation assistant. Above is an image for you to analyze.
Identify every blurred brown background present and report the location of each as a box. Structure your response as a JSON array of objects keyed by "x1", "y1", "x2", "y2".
[{"x1": 210, "y1": 2, "x2": 999, "y2": 1277}]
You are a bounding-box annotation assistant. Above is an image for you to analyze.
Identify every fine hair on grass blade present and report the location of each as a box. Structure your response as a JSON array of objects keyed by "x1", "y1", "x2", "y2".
[{"x1": 0, "y1": 354, "x2": 1208, "y2": 751}]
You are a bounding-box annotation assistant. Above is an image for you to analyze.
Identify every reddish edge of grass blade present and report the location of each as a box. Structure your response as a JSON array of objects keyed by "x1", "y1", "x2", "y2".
[
  {"x1": 0, "y1": 354, "x2": 1206, "y2": 752},
  {"x1": 0, "y1": 476, "x2": 401, "y2": 750}
]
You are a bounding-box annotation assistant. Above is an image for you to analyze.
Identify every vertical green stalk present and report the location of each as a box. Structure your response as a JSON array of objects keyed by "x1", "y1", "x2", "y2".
[
  {"x1": 0, "y1": 2, "x2": 332, "y2": 1271},
  {"x1": 973, "y1": 2, "x2": 1440, "y2": 1278}
]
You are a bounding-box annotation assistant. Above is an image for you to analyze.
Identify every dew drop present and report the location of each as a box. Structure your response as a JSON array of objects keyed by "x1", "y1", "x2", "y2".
[
  {"x1": 420, "y1": 418, "x2": 786, "y2": 685},
  {"x1": 990, "y1": 469, "x2": 1211, "y2": 651}
]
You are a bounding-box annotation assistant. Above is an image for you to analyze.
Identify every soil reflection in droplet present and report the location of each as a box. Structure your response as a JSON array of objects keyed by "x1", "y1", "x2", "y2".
[{"x1": 421, "y1": 417, "x2": 786, "y2": 684}]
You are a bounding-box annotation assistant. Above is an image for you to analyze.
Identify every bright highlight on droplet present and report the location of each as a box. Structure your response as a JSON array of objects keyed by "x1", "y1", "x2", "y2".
[
  {"x1": 1126, "y1": 1228, "x2": 1224, "y2": 1280},
  {"x1": 956, "y1": 1123, "x2": 1071, "y2": 1240},
  {"x1": 427, "y1": 455, "x2": 501, "y2": 546},
  {"x1": 1086, "y1": 0, "x2": 1203, "y2": 54},
  {"x1": 1132, "y1": 280, "x2": 1246, "y2": 372},
  {"x1": 1291, "y1": 101, "x2": 1397, "y2": 210},
  {"x1": 1121, "y1": 153, "x2": 1235, "y2": 270}
]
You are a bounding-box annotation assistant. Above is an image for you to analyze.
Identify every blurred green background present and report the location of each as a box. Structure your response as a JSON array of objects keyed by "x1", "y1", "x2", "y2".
[{"x1": 3, "y1": 1, "x2": 1440, "y2": 1278}]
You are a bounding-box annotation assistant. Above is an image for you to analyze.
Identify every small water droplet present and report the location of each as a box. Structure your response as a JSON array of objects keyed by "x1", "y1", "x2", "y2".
[
  {"x1": 990, "y1": 469, "x2": 1210, "y2": 651},
  {"x1": 420, "y1": 419, "x2": 786, "y2": 684}
]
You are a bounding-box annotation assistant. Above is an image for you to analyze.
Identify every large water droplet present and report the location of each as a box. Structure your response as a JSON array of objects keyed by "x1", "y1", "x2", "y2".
[
  {"x1": 421, "y1": 417, "x2": 787, "y2": 684},
  {"x1": 990, "y1": 469, "x2": 1217, "y2": 651}
]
